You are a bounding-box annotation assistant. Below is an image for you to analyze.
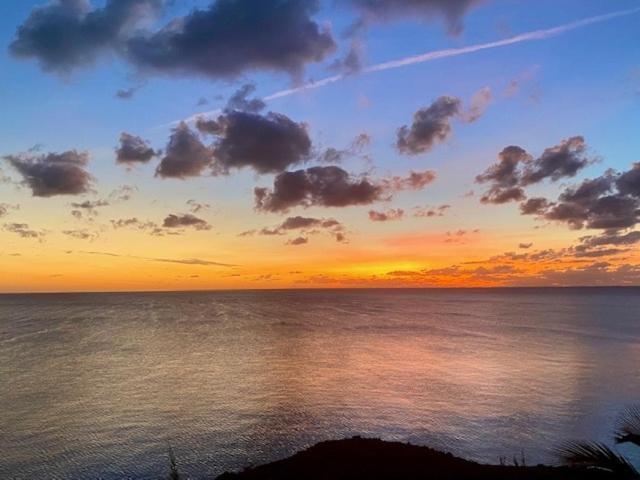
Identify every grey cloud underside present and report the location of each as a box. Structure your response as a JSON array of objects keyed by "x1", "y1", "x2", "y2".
[
  {"x1": 476, "y1": 137, "x2": 593, "y2": 205},
  {"x1": 254, "y1": 166, "x2": 437, "y2": 213},
  {"x1": 156, "y1": 123, "x2": 214, "y2": 178},
  {"x1": 159, "y1": 107, "x2": 311, "y2": 178},
  {"x1": 254, "y1": 166, "x2": 385, "y2": 213},
  {"x1": 124, "y1": 0, "x2": 335, "y2": 78},
  {"x1": 4, "y1": 150, "x2": 93, "y2": 197},
  {"x1": 116, "y1": 133, "x2": 158, "y2": 164},
  {"x1": 163, "y1": 213, "x2": 211, "y2": 230},
  {"x1": 396, "y1": 96, "x2": 461, "y2": 155},
  {"x1": 348, "y1": 0, "x2": 484, "y2": 35},
  {"x1": 9, "y1": 0, "x2": 162, "y2": 73},
  {"x1": 205, "y1": 110, "x2": 312, "y2": 174},
  {"x1": 3, "y1": 222, "x2": 44, "y2": 239},
  {"x1": 10, "y1": 0, "x2": 335, "y2": 79}
]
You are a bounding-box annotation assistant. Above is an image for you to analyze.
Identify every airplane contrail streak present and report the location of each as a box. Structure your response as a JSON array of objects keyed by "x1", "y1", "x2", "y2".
[{"x1": 175, "y1": 7, "x2": 639, "y2": 126}]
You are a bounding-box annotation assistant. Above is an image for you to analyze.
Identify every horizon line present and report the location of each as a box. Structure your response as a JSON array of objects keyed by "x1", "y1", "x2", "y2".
[{"x1": 2, "y1": 285, "x2": 638, "y2": 295}]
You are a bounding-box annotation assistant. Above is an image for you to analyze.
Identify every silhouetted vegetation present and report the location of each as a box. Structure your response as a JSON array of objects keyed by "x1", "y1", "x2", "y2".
[{"x1": 557, "y1": 406, "x2": 640, "y2": 478}]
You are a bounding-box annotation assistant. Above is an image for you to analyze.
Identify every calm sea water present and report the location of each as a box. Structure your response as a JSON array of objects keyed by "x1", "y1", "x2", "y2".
[{"x1": 1, "y1": 288, "x2": 639, "y2": 479}]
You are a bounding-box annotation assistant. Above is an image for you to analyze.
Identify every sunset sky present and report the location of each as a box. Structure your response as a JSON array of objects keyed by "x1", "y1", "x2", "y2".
[{"x1": 1, "y1": 0, "x2": 639, "y2": 292}]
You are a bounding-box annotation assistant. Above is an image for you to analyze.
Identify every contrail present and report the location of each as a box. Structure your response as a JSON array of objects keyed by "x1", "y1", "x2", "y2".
[{"x1": 177, "y1": 7, "x2": 639, "y2": 126}]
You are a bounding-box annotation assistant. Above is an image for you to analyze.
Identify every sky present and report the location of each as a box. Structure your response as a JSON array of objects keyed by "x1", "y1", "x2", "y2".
[{"x1": 0, "y1": 0, "x2": 639, "y2": 292}]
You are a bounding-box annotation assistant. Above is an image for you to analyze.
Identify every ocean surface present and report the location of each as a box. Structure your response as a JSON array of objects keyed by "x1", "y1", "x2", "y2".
[{"x1": 1, "y1": 288, "x2": 639, "y2": 479}]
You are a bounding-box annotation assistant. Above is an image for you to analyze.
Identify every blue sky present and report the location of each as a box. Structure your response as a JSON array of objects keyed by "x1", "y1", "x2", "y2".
[{"x1": 1, "y1": 0, "x2": 639, "y2": 291}]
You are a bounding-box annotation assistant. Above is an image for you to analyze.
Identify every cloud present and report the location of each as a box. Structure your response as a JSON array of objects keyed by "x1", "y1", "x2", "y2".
[
  {"x1": 109, "y1": 184, "x2": 137, "y2": 201},
  {"x1": 156, "y1": 123, "x2": 214, "y2": 178},
  {"x1": 225, "y1": 83, "x2": 266, "y2": 113},
  {"x1": 580, "y1": 230, "x2": 640, "y2": 248},
  {"x1": 62, "y1": 229, "x2": 99, "y2": 240},
  {"x1": 198, "y1": 110, "x2": 312, "y2": 174},
  {"x1": 0, "y1": 203, "x2": 19, "y2": 218},
  {"x1": 396, "y1": 96, "x2": 461, "y2": 155},
  {"x1": 464, "y1": 86, "x2": 492, "y2": 122},
  {"x1": 116, "y1": 132, "x2": 158, "y2": 165},
  {"x1": 617, "y1": 162, "x2": 640, "y2": 197},
  {"x1": 318, "y1": 132, "x2": 371, "y2": 164},
  {"x1": 9, "y1": 0, "x2": 162, "y2": 74},
  {"x1": 517, "y1": 165, "x2": 640, "y2": 231},
  {"x1": 3, "y1": 222, "x2": 45, "y2": 240},
  {"x1": 178, "y1": 7, "x2": 640, "y2": 125},
  {"x1": 254, "y1": 165, "x2": 385, "y2": 213},
  {"x1": 5, "y1": 150, "x2": 93, "y2": 197},
  {"x1": 381, "y1": 170, "x2": 437, "y2": 191},
  {"x1": 476, "y1": 137, "x2": 593, "y2": 204},
  {"x1": 242, "y1": 215, "x2": 346, "y2": 242},
  {"x1": 78, "y1": 250, "x2": 235, "y2": 267},
  {"x1": 347, "y1": 0, "x2": 484, "y2": 35},
  {"x1": 69, "y1": 199, "x2": 109, "y2": 219},
  {"x1": 368, "y1": 208, "x2": 404, "y2": 222},
  {"x1": 115, "y1": 82, "x2": 146, "y2": 100},
  {"x1": 518, "y1": 242, "x2": 533, "y2": 249},
  {"x1": 125, "y1": 0, "x2": 335, "y2": 79},
  {"x1": 286, "y1": 236, "x2": 308, "y2": 245},
  {"x1": 520, "y1": 136, "x2": 593, "y2": 185},
  {"x1": 162, "y1": 213, "x2": 211, "y2": 230},
  {"x1": 186, "y1": 199, "x2": 210, "y2": 213},
  {"x1": 110, "y1": 217, "x2": 165, "y2": 235},
  {"x1": 413, "y1": 204, "x2": 450, "y2": 218}
]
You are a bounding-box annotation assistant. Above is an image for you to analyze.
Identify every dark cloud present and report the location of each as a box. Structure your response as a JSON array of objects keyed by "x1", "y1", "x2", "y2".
[
  {"x1": 287, "y1": 236, "x2": 308, "y2": 245},
  {"x1": 520, "y1": 136, "x2": 593, "y2": 185},
  {"x1": 519, "y1": 197, "x2": 551, "y2": 215},
  {"x1": 347, "y1": 0, "x2": 484, "y2": 35},
  {"x1": 116, "y1": 133, "x2": 158, "y2": 165},
  {"x1": 156, "y1": 123, "x2": 213, "y2": 178},
  {"x1": 396, "y1": 96, "x2": 461, "y2": 155},
  {"x1": 125, "y1": 0, "x2": 335, "y2": 79},
  {"x1": 3, "y1": 222, "x2": 44, "y2": 240},
  {"x1": 517, "y1": 167, "x2": 640, "y2": 231},
  {"x1": 617, "y1": 162, "x2": 640, "y2": 197},
  {"x1": 242, "y1": 215, "x2": 346, "y2": 242},
  {"x1": 413, "y1": 204, "x2": 450, "y2": 218},
  {"x1": 201, "y1": 110, "x2": 312, "y2": 174},
  {"x1": 254, "y1": 166, "x2": 384, "y2": 213},
  {"x1": 580, "y1": 230, "x2": 640, "y2": 248},
  {"x1": 476, "y1": 145, "x2": 530, "y2": 204},
  {"x1": 476, "y1": 138, "x2": 593, "y2": 205},
  {"x1": 162, "y1": 213, "x2": 211, "y2": 230},
  {"x1": 9, "y1": 0, "x2": 162, "y2": 74},
  {"x1": 518, "y1": 242, "x2": 533, "y2": 249},
  {"x1": 368, "y1": 208, "x2": 404, "y2": 222},
  {"x1": 225, "y1": 84, "x2": 266, "y2": 113},
  {"x1": 5, "y1": 150, "x2": 93, "y2": 197}
]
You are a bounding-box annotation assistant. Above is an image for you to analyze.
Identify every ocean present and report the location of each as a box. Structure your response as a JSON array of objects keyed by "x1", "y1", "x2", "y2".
[{"x1": 1, "y1": 288, "x2": 639, "y2": 479}]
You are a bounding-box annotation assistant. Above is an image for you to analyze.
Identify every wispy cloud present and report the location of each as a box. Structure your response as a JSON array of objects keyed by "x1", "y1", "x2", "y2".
[
  {"x1": 177, "y1": 7, "x2": 639, "y2": 126},
  {"x1": 76, "y1": 251, "x2": 236, "y2": 267}
]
